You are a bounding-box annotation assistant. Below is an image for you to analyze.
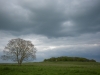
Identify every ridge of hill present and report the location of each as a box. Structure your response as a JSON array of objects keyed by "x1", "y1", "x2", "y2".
[{"x1": 44, "y1": 56, "x2": 96, "y2": 62}]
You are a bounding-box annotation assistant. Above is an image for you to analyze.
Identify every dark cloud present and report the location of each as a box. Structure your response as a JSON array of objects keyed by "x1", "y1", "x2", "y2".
[{"x1": 0, "y1": 0, "x2": 100, "y2": 37}]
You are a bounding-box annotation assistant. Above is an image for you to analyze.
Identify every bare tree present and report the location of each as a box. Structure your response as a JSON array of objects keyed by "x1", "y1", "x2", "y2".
[{"x1": 1, "y1": 38, "x2": 36, "y2": 65}]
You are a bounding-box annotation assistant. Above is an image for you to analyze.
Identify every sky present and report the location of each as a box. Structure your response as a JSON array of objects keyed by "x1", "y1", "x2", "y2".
[{"x1": 0, "y1": 0, "x2": 100, "y2": 62}]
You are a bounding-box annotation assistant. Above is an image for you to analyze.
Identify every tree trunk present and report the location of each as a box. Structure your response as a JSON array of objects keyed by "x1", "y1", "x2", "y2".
[{"x1": 18, "y1": 60, "x2": 22, "y2": 66}]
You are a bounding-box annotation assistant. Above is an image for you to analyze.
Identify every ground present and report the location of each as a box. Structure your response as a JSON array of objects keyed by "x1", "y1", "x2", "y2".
[{"x1": 0, "y1": 62, "x2": 100, "y2": 75}]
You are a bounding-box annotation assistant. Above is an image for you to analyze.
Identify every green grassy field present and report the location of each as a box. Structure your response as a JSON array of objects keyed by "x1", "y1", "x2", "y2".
[{"x1": 0, "y1": 62, "x2": 100, "y2": 75}]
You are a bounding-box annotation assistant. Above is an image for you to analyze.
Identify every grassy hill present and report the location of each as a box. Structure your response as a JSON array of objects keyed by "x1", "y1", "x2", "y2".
[{"x1": 44, "y1": 56, "x2": 96, "y2": 62}]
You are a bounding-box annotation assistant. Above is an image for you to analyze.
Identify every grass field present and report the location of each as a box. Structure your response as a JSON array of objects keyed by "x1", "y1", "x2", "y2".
[{"x1": 0, "y1": 62, "x2": 100, "y2": 75}]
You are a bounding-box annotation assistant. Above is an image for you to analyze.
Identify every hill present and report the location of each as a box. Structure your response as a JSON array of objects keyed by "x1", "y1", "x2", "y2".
[{"x1": 44, "y1": 56, "x2": 96, "y2": 62}]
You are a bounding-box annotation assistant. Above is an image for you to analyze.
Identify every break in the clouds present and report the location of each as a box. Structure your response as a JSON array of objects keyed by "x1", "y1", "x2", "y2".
[{"x1": 0, "y1": 0, "x2": 100, "y2": 62}]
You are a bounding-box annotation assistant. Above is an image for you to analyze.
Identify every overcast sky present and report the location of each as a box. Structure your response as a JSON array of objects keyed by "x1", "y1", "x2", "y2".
[{"x1": 0, "y1": 0, "x2": 100, "y2": 62}]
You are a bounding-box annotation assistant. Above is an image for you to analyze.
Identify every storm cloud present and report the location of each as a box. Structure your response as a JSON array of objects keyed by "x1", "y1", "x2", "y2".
[{"x1": 0, "y1": 0, "x2": 100, "y2": 62}]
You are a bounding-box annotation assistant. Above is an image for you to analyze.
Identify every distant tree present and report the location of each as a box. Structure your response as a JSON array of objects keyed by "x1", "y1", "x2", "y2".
[
  {"x1": 1, "y1": 38, "x2": 36, "y2": 65},
  {"x1": 43, "y1": 56, "x2": 96, "y2": 62},
  {"x1": 89, "y1": 59, "x2": 96, "y2": 62}
]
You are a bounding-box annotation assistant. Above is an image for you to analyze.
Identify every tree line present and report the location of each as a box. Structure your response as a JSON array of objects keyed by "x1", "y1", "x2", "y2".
[{"x1": 44, "y1": 56, "x2": 96, "y2": 62}]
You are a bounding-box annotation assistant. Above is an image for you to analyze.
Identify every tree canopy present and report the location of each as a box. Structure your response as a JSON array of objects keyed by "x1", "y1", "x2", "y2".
[{"x1": 1, "y1": 38, "x2": 36, "y2": 65}]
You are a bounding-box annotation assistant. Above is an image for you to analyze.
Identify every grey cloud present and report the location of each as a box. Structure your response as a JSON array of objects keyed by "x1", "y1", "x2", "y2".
[
  {"x1": 0, "y1": 0, "x2": 32, "y2": 32},
  {"x1": 0, "y1": 0, "x2": 100, "y2": 37},
  {"x1": 0, "y1": 31, "x2": 100, "y2": 62},
  {"x1": 36, "y1": 45, "x2": 100, "y2": 62}
]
